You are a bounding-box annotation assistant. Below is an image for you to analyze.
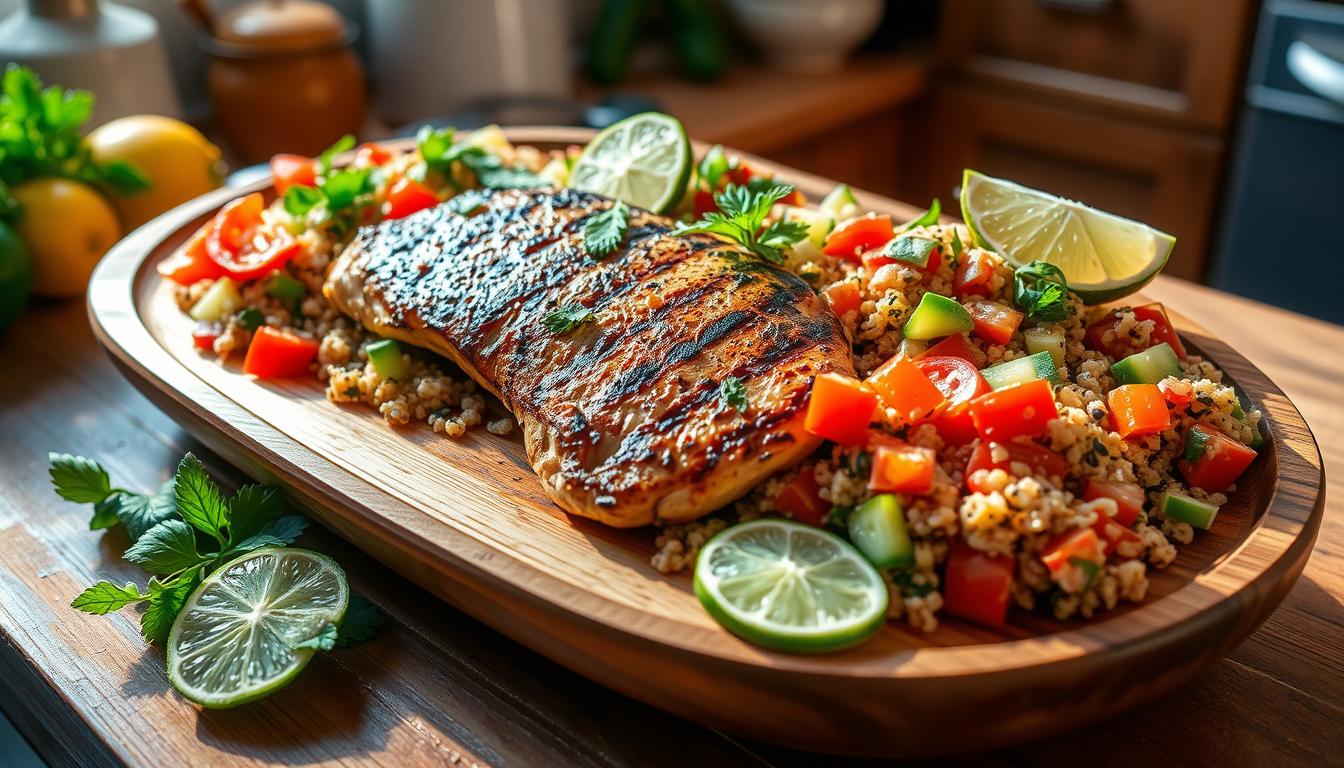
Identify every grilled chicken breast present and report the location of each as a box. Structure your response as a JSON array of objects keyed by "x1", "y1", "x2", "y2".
[{"x1": 324, "y1": 188, "x2": 853, "y2": 527}]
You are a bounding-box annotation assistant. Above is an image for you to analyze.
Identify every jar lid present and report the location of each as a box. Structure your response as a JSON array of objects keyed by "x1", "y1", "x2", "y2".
[{"x1": 214, "y1": 0, "x2": 348, "y2": 52}]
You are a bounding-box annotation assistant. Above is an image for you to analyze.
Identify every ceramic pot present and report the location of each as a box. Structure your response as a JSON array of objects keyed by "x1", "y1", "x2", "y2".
[{"x1": 726, "y1": 0, "x2": 883, "y2": 74}]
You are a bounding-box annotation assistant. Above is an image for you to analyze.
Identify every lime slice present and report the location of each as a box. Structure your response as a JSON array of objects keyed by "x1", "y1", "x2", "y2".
[
  {"x1": 960, "y1": 169, "x2": 1175, "y2": 304},
  {"x1": 570, "y1": 112, "x2": 692, "y2": 214},
  {"x1": 694, "y1": 519, "x2": 888, "y2": 653},
  {"x1": 167, "y1": 548, "x2": 349, "y2": 708}
]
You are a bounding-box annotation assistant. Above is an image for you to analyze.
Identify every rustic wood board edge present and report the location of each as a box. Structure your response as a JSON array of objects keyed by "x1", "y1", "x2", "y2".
[{"x1": 84, "y1": 127, "x2": 1326, "y2": 756}]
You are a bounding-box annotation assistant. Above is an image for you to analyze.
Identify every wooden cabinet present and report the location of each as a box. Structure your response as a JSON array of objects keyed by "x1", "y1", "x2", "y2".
[{"x1": 899, "y1": 0, "x2": 1258, "y2": 281}]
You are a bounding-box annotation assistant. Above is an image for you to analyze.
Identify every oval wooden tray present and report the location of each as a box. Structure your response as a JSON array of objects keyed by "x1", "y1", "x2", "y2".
[{"x1": 87, "y1": 128, "x2": 1324, "y2": 757}]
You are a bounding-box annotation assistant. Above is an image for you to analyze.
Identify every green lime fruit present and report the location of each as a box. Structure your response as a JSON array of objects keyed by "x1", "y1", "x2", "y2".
[{"x1": 569, "y1": 112, "x2": 692, "y2": 214}]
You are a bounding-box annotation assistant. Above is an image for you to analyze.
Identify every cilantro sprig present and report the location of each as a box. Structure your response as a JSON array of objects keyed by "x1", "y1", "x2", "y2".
[
  {"x1": 673, "y1": 181, "x2": 809, "y2": 265},
  {"x1": 1013, "y1": 261, "x2": 1072, "y2": 323},
  {"x1": 542, "y1": 305, "x2": 594, "y2": 334},
  {"x1": 720, "y1": 376, "x2": 748, "y2": 412},
  {"x1": 52, "y1": 452, "x2": 383, "y2": 650},
  {"x1": 416, "y1": 126, "x2": 549, "y2": 191},
  {"x1": 583, "y1": 200, "x2": 630, "y2": 258},
  {"x1": 0, "y1": 65, "x2": 151, "y2": 222},
  {"x1": 281, "y1": 134, "x2": 377, "y2": 238}
]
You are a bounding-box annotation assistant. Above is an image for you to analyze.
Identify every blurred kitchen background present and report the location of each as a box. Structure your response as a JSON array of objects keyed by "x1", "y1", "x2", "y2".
[{"x1": 0, "y1": 0, "x2": 1341, "y2": 323}]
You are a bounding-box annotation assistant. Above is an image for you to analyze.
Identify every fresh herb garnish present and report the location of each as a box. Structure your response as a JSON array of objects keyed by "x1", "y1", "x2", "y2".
[
  {"x1": 0, "y1": 65, "x2": 151, "y2": 222},
  {"x1": 542, "y1": 305, "x2": 594, "y2": 334},
  {"x1": 673, "y1": 181, "x2": 809, "y2": 264},
  {"x1": 900, "y1": 199, "x2": 941, "y2": 231},
  {"x1": 583, "y1": 200, "x2": 630, "y2": 258},
  {"x1": 1013, "y1": 261, "x2": 1071, "y2": 323},
  {"x1": 886, "y1": 236, "x2": 939, "y2": 269},
  {"x1": 417, "y1": 126, "x2": 549, "y2": 190},
  {"x1": 720, "y1": 376, "x2": 748, "y2": 412},
  {"x1": 447, "y1": 189, "x2": 488, "y2": 216},
  {"x1": 696, "y1": 145, "x2": 732, "y2": 190},
  {"x1": 1068, "y1": 556, "x2": 1102, "y2": 591},
  {"x1": 282, "y1": 134, "x2": 377, "y2": 236},
  {"x1": 950, "y1": 230, "x2": 964, "y2": 265},
  {"x1": 1184, "y1": 427, "x2": 1211, "y2": 462},
  {"x1": 237, "y1": 308, "x2": 265, "y2": 331},
  {"x1": 54, "y1": 452, "x2": 383, "y2": 650}
]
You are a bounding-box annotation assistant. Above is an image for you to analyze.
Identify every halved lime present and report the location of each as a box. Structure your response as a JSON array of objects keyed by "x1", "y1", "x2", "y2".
[
  {"x1": 694, "y1": 519, "x2": 888, "y2": 653},
  {"x1": 960, "y1": 169, "x2": 1176, "y2": 304},
  {"x1": 167, "y1": 548, "x2": 349, "y2": 708},
  {"x1": 569, "y1": 112, "x2": 692, "y2": 214}
]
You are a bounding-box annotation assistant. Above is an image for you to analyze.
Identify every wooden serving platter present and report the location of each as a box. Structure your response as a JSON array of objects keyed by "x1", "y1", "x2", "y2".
[{"x1": 87, "y1": 128, "x2": 1325, "y2": 757}]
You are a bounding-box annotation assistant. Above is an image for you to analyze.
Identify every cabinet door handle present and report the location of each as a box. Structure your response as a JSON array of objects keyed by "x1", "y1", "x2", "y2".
[{"x1": 1287, "y1": 39, "x2": 1344, "y2": 106}]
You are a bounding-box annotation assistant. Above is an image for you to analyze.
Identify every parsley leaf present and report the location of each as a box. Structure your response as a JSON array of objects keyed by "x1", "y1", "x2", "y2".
[
  {"x1": 230, "y1": 515, "x2": 308, "y2": 555},
  {"x1": 118, "y1": 481, "x2": 178, "y2": 542},
  {"x1": 696, "y1": 145, "x2": 731, "y2": 190},
  {"x1": 673, "y1": 181, "x2": 806, "y2": 264},
  {"x1": 71, "y1": 581, "x2": 146, "y2": 615},
  {"x1": 48, "y1": 452, "x2": 113, "y2": 503},
  {"x1": 140, "y1": 569, "x2": 200, "y2": 645},
  {"x1": 542, "y1": 305, "x2": 594, "y2": 334},
  {"x1": 336, "y1": 595, "x2": 386, "y2": 647},
  {"x1": 583, "y1": 200, "x2": 630, "y2": 257},
  {"x1": 720, "y1": 377, "x2": 748, "y2": 412},
  {"x1": 227, "y1": 484, "x2": 285, "y2": 544},
  {"x1": 173, "y1": 453, "x2": 229, "y2": 545},
  {"x1": 292, "y1": 622, "x2": 339, "y2": 651},
  {"x1": 950, "y1": 230, "x2": 964, "y2": 264},
  {"x1": 900, "y1": 199, "x2": 941, "y2": 230},
  {"x1": 459, "y1": 150, "x2": 548, "y2": 190},
  {"x1": 317, "y1": 134, "x2": 355, "y2": 176},
  {"x1": 123, "y1": 519, "x2": 204, "y2": 575},
  {"x1": 1013, "y1": 261, "x2": 1071, "y2": 323},
  {"x1": 319, "y1": 167, "x2": 375, "y2": 211},
  {"x1": 283, "y1": 185, "x2": 323, "y2": 217},
  {"x1": 89, "y1": 495, "x2": 123, "y2": 530}
]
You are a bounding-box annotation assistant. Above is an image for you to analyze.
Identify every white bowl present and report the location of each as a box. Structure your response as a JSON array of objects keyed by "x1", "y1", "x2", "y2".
[{"x1": 726, "y1": 0, "x2": 884, "y2": 74}]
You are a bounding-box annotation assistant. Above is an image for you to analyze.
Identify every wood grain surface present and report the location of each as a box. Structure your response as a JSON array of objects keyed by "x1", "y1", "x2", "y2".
[{"x1": 0, "y1": 134, "x2": 1338, "y2": 765}]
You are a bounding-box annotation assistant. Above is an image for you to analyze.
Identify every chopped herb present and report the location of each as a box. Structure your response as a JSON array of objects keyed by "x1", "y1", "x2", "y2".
[
  {"x1": 542, "y1": 305, "x2": 594, "y2": 334},
  {"x1": 950, "y1": 230, "x2": 964, "y2": 264},
  {"x1": 720, "y1": 376, "x2": 748, "y2": 412},
  {"x1": 1184, "y1": 427, "x2": 1211, "y2": 462},
  {"x1": 583, "y1": 200, "x2": 630, "y2": 258},
  {"x1": 886, "y1": 236, "x2": 939, "y2": 269},
  {"x1": 237, "y1": 308, "x2": 264, "y2": 331},
  {"x1": 1013, "y1": 261, "x2": 1071, "y2": 323},
  {"x1": 1092, "y1": 438, "x2": 1110, "y2": 457},
  {"x1": 447, "y1": 189, "x2": 488, "y2": 216},
  {"x1": 900, "y1": 199, "x2": 941, "y2": 231},
  {"x1": 1068, "y1": 557, "x2": 1102, "y2": 591},
  {"x1": 673, "y1": 181, "x2": 809, "y2": 265},
  {"x1": 696, "y1": 145, "x2": 731, "y2": 190},
  {"x1": 890, "y1": 569, "x2": 934, "y2": 597},
  {"x1": 282, "y1": 185, "x2": 323, "y2": 217}
]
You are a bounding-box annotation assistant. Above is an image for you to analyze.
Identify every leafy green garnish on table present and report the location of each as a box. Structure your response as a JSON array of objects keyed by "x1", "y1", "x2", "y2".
[
  {"x1": 1013, "y1": 260, "x2": 1072, "y2": 323},
  {"x1": 542, "y1": 305, "x2": 594, "y2": 334},
  {"x1": 52, "y1": 451, "x2": 384, "y2": 651},
  {"x1": 0, "y1": 65, "x2": 150, "y2": 222},
  {"x1": 583, "y1": 200, "x2": 630, "y2": 258},
  {"x1": 673, "y1": 181, "x2": 809, "y2": 265}
]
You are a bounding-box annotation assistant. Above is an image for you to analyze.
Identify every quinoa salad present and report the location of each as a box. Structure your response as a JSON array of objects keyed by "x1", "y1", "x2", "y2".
[{"x1": 160, "y1": 127, "x2": 1264, "y2": 635}]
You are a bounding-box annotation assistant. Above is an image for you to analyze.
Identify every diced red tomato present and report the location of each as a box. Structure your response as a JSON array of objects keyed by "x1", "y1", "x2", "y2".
[
  {"x1": 1177, "y1": 423, "x2": 1257, "y2": 493},
  {"x1": 968, "y1": 379, "x2": 1057, "y2": 442},
  {"x1": 943, "y1": 540, "x2": 1015, "y2": 628},
  {"x1": 270, "y1": 153, "x2": 317, "y2": 195},
  {"x1": 869, "y1": 442, "x2": 935, "y2": 495},
  {"x1": 201, "y1": 193, "x2": 304, "y2": 282},
  {"x1": 965, "y1": 300, "x2": 1023, "y2": 346},
  {"x1": 1082, "y1": 479, "x2": 1144, "y2": 526},
  {"x1": 693, "y1": 189, "x2": 717, "y2": 216},
  {"x1": 865, "y1": 356, "x2": 946, "y2": 425},
  {"x1": 915, "y1": 355, "x2": 989, "y2": 445},
  {"x1": 917, "y1": 334, "x2": 977, "y2": 364},
  {"x1": 356, "y1": 143, "x2": 393, "y2": 166},
  {"x1": 242, "y1": 326, "x2": 319, "y2": 379},
  {"x1": 726, "y1": 162, "x2": 753, "y2": 186},
  {"x1": 953, "y1": 249, "x2": 995, "y2": 298},
  {"x1": 1108, "y1": 384, "x2": 1170, "y2": 439},
  {"x1": 965, "y1": 440, "x2": 1069, "y2": 492},
  {"x1": 1158, "y1": 377, "x2": 1194, "y2": 406},
  {"x1": 804, "y1": 372, "x2": 878, "y2": 446},
  {"x1": 774, "y1": 469, "x2": 827, "y2": 526},
  {"x1": 157, "y1": 226, "x2": 224, "y2": 285},
  {"x1": 823, "y1": 214, "x2": 894, "y2": 263},
  {"x1": 1040, "y1": 528, "x2": 1102, "y2": 575},
  {"x1": 1090, "y1": 514, "x2": 1143, "y2": 559},
  {"x1": 191, "y1": 323, "x2": 220, "y2": 351},
  {"x1": 384, "y1": 177, "x2": 439, "y2": 220},
  {"x1": 822, "y1": 281, "x2": 862, "y2": 316},
  {"x1": 1133, "y1": 303, "x2": 1187, "y2": 359},
  {"x1": 780, "y1": 187, "x2": 805, "y2": 206}
]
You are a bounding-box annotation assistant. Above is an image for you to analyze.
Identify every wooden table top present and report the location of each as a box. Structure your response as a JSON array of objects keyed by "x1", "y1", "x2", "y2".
[{"x1": 0, "y1": 273, "x2": 1340, "y2": 768}]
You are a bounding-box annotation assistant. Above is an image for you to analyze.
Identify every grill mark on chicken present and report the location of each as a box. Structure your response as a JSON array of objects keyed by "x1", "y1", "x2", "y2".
[{"x1": 324, "y1": 187, "x2": 854, "y2": 527}]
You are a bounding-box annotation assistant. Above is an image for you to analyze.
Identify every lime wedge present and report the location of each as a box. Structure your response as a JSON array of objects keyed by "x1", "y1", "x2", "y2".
[
  {"x1": 694, "y1": 519, "x2": 888, "y2": 653},
  {"x1": 167, "y1": 548, "x2": 349, "y2": 708},
  {"x1": 570, "y1": 112, "x2": 692, "y2": 214},
  {"x1": 960, "y1": 169, "x2": 1175, "y2": 304}
]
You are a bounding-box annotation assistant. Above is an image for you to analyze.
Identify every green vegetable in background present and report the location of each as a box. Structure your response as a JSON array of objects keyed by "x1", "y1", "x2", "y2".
[
  {"x1": 586, "y1": 0, "x2": 647, "y2": 85},
  {"x1": 0, "y1": 65, "x2": 150, "y2": 222},
  {"x1": 0, "y1": 220, "x2": 30, "y2": 331},
  {"x1": 666, "y1": 0, "x2": 725, "y2": 82}
]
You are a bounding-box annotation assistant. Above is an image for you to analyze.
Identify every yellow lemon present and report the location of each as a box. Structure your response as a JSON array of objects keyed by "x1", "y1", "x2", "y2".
[
  {"x1": 13, "y1": 178, "x2": 121, "y2": 297},
  {"x1": 86, "y1": 115, "x2": 224, "y2": 230}
]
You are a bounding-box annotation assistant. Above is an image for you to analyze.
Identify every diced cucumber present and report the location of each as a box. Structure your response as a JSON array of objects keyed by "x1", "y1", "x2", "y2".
[
  {"x1": 1159, "y1": 491, "x2": 1219, "y2": 530},
  {"x1": 1231, "y1": 392, "x2": 1265, "y2": 449},
  {"x1": 783, "y1": 206, "x2": 835, "y2": 248},
  {"x1": 366, "y1": 339, "x2": 408, "y2": 381},
  {"x1": 820, "y1": 183, "x2": 859, "y2": 220},
  {"x1": 886, "y1": 236, "x2": 938, "y2": 269},
  {"x1": 265, "y1": 274, "x2": 307, "y2": 304},
  {"x1": 896, "y1": 337, "x2": 928, "y2": 360},
  {"x1": 903, "y1": 292, "x2": 973, "y2": 340},
  {"x1": 1111, "y1": 342, "x2": 1182, "y2": 385},
  {"x1": 980, "y1": 350, "x2": 1062, "y2": 390},
  {"x1": 189, "y1": 277, "x2": 243, "y2": 322},
  {"x1": 846, "y1": 494, "x2": 914, "y2": 569},
  {"x1": 1023, "y1": 326, "x2": 1065, "y2": 367}
]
